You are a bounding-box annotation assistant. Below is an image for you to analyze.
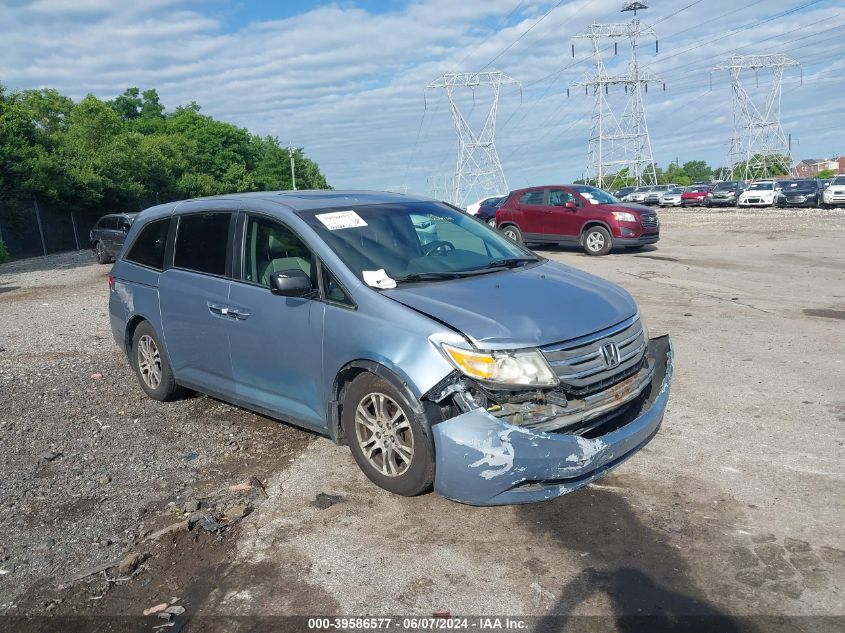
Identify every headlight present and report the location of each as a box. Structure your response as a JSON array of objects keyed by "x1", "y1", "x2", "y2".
[
  {"x1": 441, "y1": 344, "x2": 558, "y2": 388},
  {"x1": 706, "y1": 193, "x2": 713, "y2": 198},
  {"x1": 612, "y1": 211, "x2": 638, "y2": 222}
]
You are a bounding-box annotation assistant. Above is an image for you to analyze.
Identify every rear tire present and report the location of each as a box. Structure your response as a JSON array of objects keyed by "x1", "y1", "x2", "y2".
[
  {"x1": 582, "y1": 226, "x2": 612, "y2": 256},
  {"x1": 94, "y1": 241, "x2": 110, "y2": 264},
  {"x1": 131, "y1": 321, "x2": 182, "y2": 402},
  {"x1": 342, "y1": 373, "x2": 435, "y2": 497},
  {"x1": 501, "y1": 224, "x2": 523, "y2": 243}
]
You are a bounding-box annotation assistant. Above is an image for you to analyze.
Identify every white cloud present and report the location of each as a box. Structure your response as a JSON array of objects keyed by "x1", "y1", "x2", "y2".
[{"x1": 1, "y1": 0, "x2": 843, "y2": 195}]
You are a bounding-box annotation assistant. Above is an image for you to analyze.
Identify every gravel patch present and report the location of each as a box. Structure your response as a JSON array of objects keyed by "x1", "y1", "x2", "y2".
[{"x1": 0, "y1": 251, "x2": 312, "y2": 613}]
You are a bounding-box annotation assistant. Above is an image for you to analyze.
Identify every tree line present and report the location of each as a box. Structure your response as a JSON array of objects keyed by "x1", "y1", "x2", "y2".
[{"x1": 0, "y1": 85, "x2": 331, "y2": 261}]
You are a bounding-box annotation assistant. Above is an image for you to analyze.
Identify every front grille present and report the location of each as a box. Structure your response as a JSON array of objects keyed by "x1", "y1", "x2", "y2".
[
  {"x1": 540, "y1": 315, "x2": 647, "y2": 393},
  {"x1": 640, "y1": 213, "x2": 658, "y2": 229}
]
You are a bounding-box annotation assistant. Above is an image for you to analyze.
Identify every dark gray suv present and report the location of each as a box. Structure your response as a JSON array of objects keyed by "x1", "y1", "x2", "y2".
[{"x1": 89, "y1": 213, "x2": 138, "y2": 263}]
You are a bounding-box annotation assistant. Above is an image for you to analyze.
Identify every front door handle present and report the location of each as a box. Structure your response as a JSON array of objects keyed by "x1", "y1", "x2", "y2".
[
  {"x1": 208, "y1": 302, "x2": 230, "y2": 317},
  {"x1": 229, "y1": 308, "x2": 251, "y2": 320}
]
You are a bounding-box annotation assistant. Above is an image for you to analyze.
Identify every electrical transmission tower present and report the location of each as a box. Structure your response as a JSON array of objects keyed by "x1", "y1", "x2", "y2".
[
  {"x1": 571, "y1": 1, "x2": 662, "y2": 189},
  {"x1": 427, "y1": 174, "x2": 452, "y2": 200},
  {"x1": 426, "y1": 71, "x2": 520, "y2": 208},
  {"x1": 713, "y1": 54, "x2": 800, "y2": 181}
]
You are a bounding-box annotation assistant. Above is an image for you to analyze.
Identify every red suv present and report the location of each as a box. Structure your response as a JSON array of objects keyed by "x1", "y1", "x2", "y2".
[{"x1": 495, "y1": 185, "x2": 660, "y2": 256}]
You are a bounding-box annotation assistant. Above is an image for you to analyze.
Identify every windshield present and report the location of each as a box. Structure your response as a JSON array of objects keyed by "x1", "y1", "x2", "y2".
[
  {"x1": 782, "y1": 181, "x2": 816, "y2": 191},
  {"x1": 747, "y1": 182, "x2": 774, "y2": 191},
  {"x1": 713, "y1": 182, "x2": 738, "y2": 191},
  {"x1": 570, "y1": 186, "x2": 619, "y2": 205},
  {"x1": 298, "y1": 201, "x2": 538, "y2": 284},
  {"x1": 687, "y1": 186, "x2": 709, "y2": 193},
  {"x1": 667, "y1": 188, "x2": 684, "y2": 194},
  {"x1": 830, "y1": 176, "x2": 845, "y2": 185}
]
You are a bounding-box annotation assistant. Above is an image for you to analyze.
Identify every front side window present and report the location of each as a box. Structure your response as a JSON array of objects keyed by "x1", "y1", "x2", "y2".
[
  {"x1": 298, "y1": 202, "x2": 537, "y2": 283},
  {"x1": 174, "y1": 212, "x2": 232, "y2": 276},
  {"x1": 320, "y1": 263, "x2": 352, "y2": 306},
  {"x1": 125, "y1": 219, "x2": 170, "y2": 270},
  {"x1": 549, "y1": 189, "x2": 576, "y2": 206},
  {"x1": 242, "y1": 215, "x2": 313, "y2": 287}
]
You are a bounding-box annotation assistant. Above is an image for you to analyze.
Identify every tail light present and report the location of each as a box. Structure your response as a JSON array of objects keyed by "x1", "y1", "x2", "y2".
[{"x1": 108, "y1": 274, "x2": 114, "y2": 291}]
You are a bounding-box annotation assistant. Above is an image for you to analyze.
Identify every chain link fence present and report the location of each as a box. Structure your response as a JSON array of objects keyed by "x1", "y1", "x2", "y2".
[{"x1": 0, "y1": 198, "x2": 153, "y2": 261}]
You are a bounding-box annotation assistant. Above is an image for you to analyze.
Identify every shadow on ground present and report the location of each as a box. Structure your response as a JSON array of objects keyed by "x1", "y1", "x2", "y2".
[{"x1": 518, "y1": 485, "x2": 749, "y2": 633}]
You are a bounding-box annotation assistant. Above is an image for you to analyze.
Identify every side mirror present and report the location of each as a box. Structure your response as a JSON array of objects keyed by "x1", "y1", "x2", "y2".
[
  {"x1": 564, "y1": 201, "x2": 577, "y2": 209},
  {"x1": 270, "y1": 269, "x2": 313, "y2": 297}
]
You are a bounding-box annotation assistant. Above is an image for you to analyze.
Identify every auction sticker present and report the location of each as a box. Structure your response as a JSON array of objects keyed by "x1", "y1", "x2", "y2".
[{"x1": 316, "y1": 210, "x2": 368, "y2": 230}]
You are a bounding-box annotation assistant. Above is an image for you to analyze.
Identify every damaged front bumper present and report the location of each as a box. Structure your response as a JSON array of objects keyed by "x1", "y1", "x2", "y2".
[{"x1": 432, "y1": 336, "x2": 673, "y2": 505}]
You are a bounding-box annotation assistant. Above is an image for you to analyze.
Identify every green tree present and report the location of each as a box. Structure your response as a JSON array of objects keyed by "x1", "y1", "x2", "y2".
[
  {"x1": 681, "y1": 160, "x2": 712, "y2": 183},
  {"x1": 816, "y1": 169, "x2": 835, "y2": 179}
]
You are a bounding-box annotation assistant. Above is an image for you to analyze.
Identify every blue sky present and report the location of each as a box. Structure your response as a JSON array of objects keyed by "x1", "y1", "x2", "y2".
[{"x1": 2, "y1": 0, "x2": 843, "y2": 199}]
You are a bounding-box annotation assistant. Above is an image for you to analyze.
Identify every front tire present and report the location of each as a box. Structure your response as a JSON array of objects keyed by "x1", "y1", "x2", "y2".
[
  {"x1": 582, "y1": 226, "x2": 612, "y2": 256},
  {"x1": 487, "y1": 218, "x2": 496, "y2": 228},
  {"x1": 131, "y1": 321, "x2": 182, "y2": 402},
  {"x1": 342, "y1": 373, "x2": 435, "y2": 497},
  {"x1": 501, "y1": 224, "x2": 523, "y2": 243},
  {"x1": 94, "y1": 241, "x2": 110, "y2": 264}
]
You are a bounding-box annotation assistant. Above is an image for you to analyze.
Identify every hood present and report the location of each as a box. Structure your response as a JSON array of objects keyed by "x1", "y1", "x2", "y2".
[
  {"x1": 599, "y1": 202, "x2": 652, "y2": 215},
  {"x1": 383, "y1": 260, "x2": 637, "y2": 349}
]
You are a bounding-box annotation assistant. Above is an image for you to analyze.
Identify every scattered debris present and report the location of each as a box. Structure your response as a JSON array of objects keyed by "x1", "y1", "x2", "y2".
[
  {"x1": 145, "y1": 520, "x2": 189, "y2": 542},
  {"x1": 39, "y1": 450, "x2": 61, "y2": 461},
  {"x1": 117, "y1": 552, "x2": 145, "y2": 576},
  {"x1": 98, "y1": 475, "x2": 112, "y2": 485},
  {"x1": 198, "y1": 516, "x2": 223, "y2": 533},
  {"x1": 165, "y1": 605, "x2": 186, "y2": 616},
  {"x1": 0, "y1": 569, "x2": 10, "y2": 575},
  {"x1": 90, "y1": 373, "x2": 104, "y2": 380},
  {"x1": 62, "y1": 557, "x2": 125, "y2": 585},
  {"x1": 311, "y1": 493, "x2": 343, "y2": 510},
  {"x1": 249, "y1": 476, "x2": 269, "y2": 499},
  {"x1": 143, "y1": 602, "x2": 169, "y2": 616},
  {"x1": 228, "y1": 481, "x2": 252, "y2": 492},
  {"x1": 183, "y1": 499, "x2": 201, "y2": 513},
  {"x1": 432, "y1": 611, "x2": 451, "y2": 618}
]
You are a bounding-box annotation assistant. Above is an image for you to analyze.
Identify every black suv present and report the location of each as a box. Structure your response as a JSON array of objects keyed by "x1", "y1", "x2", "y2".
[
  {"x1": 776, "y1": 180, "x2": 821, "y2": 208},
  {"x1": 89, "y1": 213, "x2": 138, "y2": 264}
]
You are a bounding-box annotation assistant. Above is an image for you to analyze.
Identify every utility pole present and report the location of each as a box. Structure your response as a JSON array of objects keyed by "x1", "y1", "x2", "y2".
[
  {"x1": 570, "y1": 1, "x2": 662, "y2": 189},
  {"x1": 714, "y1": 54, "x2": 800, "y2": 181},
  {"x1": 287, "y1": 143, "x2": 300, "y2": 190},
  {"x1": 426, "y1": 70, "x2": 521, "y2": 208}
]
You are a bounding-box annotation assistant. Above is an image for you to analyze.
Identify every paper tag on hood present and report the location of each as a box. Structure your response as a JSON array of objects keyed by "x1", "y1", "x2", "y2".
[{"x1": 362, "y1": 269, "x2": 397, "y2": 289}]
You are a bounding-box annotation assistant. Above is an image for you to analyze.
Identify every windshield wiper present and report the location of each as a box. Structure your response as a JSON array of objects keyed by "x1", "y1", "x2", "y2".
[
  {"x1": 480, "y1": 257, "x2": 539, "y2": 270},
  {"x1": 393, "y1": 271, "x2": 465, "y2": 283}
]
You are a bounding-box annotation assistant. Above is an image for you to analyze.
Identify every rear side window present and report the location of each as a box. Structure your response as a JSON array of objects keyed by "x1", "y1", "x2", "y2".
[
  {"x1": 97, "y1": 216, "x2": 117, "y2": 230},
  {"x1": 125, "y1": 219, "x2": 170, "y2": 270},
  {"x1": 519, "y1": 191, "x2": 545, "y2": 205},
  {"x1": 174, "y1": 212, "x2": 232, "y2": 276}
]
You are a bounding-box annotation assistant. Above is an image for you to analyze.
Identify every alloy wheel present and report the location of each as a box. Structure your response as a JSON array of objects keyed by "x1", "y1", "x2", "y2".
[
  {"x1": 586, "y1": 231, "x2": 605, "y2": 252},
  {"x1": 504, "y1": 228, "x2": 519, "y2": 241},
  {"x1": 137, "y1": 335, "x2": 162, "y2": 389},
  {"x1": 354, "y1": 393, "x2": 414, "y2": 477}
]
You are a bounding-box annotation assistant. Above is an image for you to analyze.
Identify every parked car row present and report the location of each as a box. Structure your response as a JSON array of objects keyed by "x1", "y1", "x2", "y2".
[{"x1": 607, "y1": 179, "x2": 840, "y2": 209}]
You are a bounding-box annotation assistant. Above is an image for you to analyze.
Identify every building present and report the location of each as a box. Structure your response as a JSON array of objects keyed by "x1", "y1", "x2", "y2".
[{"x1": 795, "y1": 157, "x2": 845, "y2": 177}]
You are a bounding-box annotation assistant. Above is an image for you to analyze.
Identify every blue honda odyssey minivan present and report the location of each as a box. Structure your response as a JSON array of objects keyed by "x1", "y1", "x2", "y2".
[{"x1": 109, "y1": 191, "x2": 673, "y2": 505}]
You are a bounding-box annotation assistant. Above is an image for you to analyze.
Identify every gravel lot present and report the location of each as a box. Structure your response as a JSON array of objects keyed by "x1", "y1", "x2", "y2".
[{"x1": 1, "y1": 206, "x2": 843, "y2": 631}]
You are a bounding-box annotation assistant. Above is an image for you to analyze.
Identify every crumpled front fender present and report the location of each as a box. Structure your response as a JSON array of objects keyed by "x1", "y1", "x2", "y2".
[{"x1": 432, "y1": 336, "x2": 673, "y2": 506}]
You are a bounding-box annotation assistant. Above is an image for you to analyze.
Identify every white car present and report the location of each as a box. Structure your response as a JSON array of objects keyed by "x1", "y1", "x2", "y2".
[
  {"x1": 659, "y1": 187, "x2": 685, "y2": 207},
  {"x1": 822, "y1": 175, "x2": 845, "y2": 208},
  {"x1": 623, "y1": 186, "x2": 653, "y2": 203},
  {"x1": 737, "y1": 181, "x2": 776, "y2": 207},
  {"x1": 465, "y1": 196, "x2": 502, "y2": 216}
]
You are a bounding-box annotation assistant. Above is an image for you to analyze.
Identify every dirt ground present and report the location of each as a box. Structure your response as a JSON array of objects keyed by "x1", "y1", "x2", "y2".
[{"x1": 1, "y1": 207, "x2": 843, "y2": 632}]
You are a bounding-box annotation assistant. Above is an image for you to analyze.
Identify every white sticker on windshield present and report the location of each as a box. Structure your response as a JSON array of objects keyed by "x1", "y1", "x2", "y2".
[
  {"x1": 362, "y1": 269, "x2": 397, "y2": 290},
  {"x1": 316, "y1": 210, "x2": 368, "y2": 230}
]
